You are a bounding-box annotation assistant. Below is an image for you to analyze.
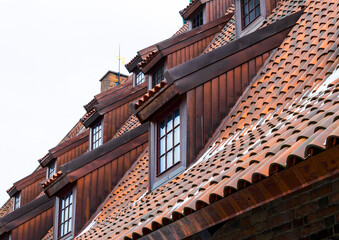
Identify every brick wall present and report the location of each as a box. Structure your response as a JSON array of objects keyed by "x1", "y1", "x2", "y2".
[
  {"x1": 188, "y1": 174, "x2": 339, "y2": 240},
  {"x1": 100, "y1": 72, "x2": 128, "y2": 92}
]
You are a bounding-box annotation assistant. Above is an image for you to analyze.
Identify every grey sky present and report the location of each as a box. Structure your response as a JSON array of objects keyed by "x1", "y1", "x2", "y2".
[{"x1": 0, "y1": 0, "x2": 188, "y2": 206}]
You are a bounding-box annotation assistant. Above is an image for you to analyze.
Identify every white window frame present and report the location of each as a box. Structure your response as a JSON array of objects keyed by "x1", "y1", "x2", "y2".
[
  {"x1": 46, "y1": 161, "x2": 57, "y2": 179},
  {"x1": 149, "y1": 100, "x2": 187, "y2": 190},
  {"x1": 89, "y1": 120, "x2": 103, "y2": 151},
  {"x1": 54, "y1": 186, "x2": 77, "y2": 240},
  {"x1": 13, "y1": 193, "x2": 20, "y2": 211},
  {"x1": 235, "y1": 0, "x2": 267, "y2": 38}
]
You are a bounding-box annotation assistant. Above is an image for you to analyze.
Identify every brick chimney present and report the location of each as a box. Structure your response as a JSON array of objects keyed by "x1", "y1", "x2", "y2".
[{"x1": 100, "y1": 71, "x2": 129, "y2": 92}]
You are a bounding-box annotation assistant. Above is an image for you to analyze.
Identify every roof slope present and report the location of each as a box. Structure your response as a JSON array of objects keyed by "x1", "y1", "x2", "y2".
[
  {"x1": 0, "y1": 199, "x2": 12, "y2": 218},
  {"x1": 77, "y1": 0, "x2": 339, "y2": 239},
  {"x1": 204, "y1": 0, "x2": 306, "y2": 53}
]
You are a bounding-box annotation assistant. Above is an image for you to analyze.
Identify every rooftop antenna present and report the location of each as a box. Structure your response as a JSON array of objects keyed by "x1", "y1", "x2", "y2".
[{"x1": 116, "y1": 43, "x2": 126, "y2": 86}]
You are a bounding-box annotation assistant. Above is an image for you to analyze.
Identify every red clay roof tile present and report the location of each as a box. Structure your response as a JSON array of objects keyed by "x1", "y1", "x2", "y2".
[
  {"x1": 75, "y1": 1, "x2": 339, "y2": 239},
  {"x1": 113, "y1": 115, "x2": 141, "y2": 139},
  {"x1": 0, "y1": 199, "x2": 13, "y2": 218}
]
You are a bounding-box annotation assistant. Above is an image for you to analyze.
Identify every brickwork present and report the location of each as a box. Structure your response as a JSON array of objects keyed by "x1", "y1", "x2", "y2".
[
  {"x1": 100, "y1": 71, "x2": 128, "y2": 92},
  {"x1": 188, "y1": 174, "x2": 339, "y2": 240}
]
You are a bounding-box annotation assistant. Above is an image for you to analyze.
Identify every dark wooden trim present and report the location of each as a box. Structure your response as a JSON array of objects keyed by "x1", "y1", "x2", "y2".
[
  {"x1": 181, "y1": 0, "x2": 203, "y2": 20},
  {"x1": 39, "y1": 153, "x2": 55, "y2": 168},
  {"x1": 166, "y1": 10, "x2": 303, "y2": 90},
  {"x1": 13, "y1": 168, "x2": 46, "y2": 192},
  {"x1": 139, "y1": 144, "x2": 339, "y2": 240},
  {"x1": 43, "y1": 175, "x2": 70, "y2": 198},
  {"x1": 131, "y1": 84, "x2": 180, "y2": 123},
  {"x1": 43, "y1": 124, "x2": 149, "y2": 197},
  {"x1": 82, "y1": 111, "x2": 101, "y2": 128},
  {"x1": 95, "y1": 78, "x2": 133, "y2": 103},
  {"x1": 68, "y1": 131, "x2": 148, "y2": 181},
  {"x1": 48, "y1": 130, "x2": 89, "y2": 161},
  {"x1": 0, "y1": 195, "x2": 54, "y2": 234},
  {"x1": 95, "y1": 81, "x2": 148, "y2": 115},
  {"x1": 6, "y1": 186, "x2": 18, "y2": 198},
  {"x1": 140, "y1": 14, "x2": 233, "y2": 74},
  {"x1": 60, "y1": 123, "x2": 148, "y2": 175},
  {"x1": 83, "y1": 98, "x2": 98, "y2": 112},
  {"x1": 125, "y1": 55, "x2": 142, "y2": 73}
]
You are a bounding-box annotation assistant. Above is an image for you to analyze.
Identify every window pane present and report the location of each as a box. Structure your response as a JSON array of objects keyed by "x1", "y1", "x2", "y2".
[
  {"x1": 167, "y1": 151, "x2": 173, "y2": 169},
  {"x1": 174, "y1": 110, "x2": 180, "y2": 126},
  {"x1": 65, "y1": 207, "x2": 69, "y2": 220},
  {"x1": 174, "y1": 146, "x2": 180, "y2": 164},
  {"x1": 69, "y1": 193, "x2": 73, "y2": 204},
  {"x1": 160, "y1": 156, "x2": 166, "y2": 173},
  {"x1": 254, "y1": 0, "x2": 260, "y2": 5},
  {"x1": 68, "y1": 220, "x2": 72, "y2": 233},
  {"x1": 167, "y1": 132, "x2": 173, "y2": 150},
  {"x1": 255, "y1": 6, "x2": 260, "y2": 16},
  {"x1": 160, "y1": 138, "x2": 166, "y2": 155},
  {"x1": 60, "y1": 224, "x2": 64, "y2": 236},
  {"x1": 244, "y1": 15, "x2": 249, "y2": 26},
  {"x1": 243, "y1": 4, "x2": 248, "y2": 15},
  {"x1": 249, "y1": 0, "x2": 253, "y2": 9},
  {"x1": 167, "y1": 116, "x2": 173, "y2": 131},
  {"x1": 174, "y1": 127, "x2": 180, "y2": 146},
  {"x1": 160, "y1": 121, "x2": 166, "y2": 137},
  {"x1": 249, "y1": 11, "x2": 255, "y2": 22}
]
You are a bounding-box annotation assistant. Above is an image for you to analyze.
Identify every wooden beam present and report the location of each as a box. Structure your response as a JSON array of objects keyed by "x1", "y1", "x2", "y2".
[
  {"x1": 166, "y1": 10, "x2": 304, "y2": 92},
  {"x1": 139, "y1": 144, "x2": 339, "y2": 239},
  {"x1": 0, "y1": 195, "x2": 54, "y2": 234}
]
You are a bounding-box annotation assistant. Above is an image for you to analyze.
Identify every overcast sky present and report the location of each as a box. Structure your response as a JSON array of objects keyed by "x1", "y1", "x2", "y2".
[{"x1": 0, "y1": 0, "x2": 189, "y2": 206}]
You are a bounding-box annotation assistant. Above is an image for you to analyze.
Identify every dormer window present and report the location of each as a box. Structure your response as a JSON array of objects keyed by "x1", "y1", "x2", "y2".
[
  {"x1": 242, "y1": 0, "x2": 261, "y2": 28},
  {"x1": 47, "y1": 161, "x2": 56, "y2": 179},
  {"x1": 158, "y1": 109, "x2": 181, "y2": 174},
  {"x1": 152, "y1": 64, "x2": 165, "y2": 88},
  {"x1": 13, "y1": 193, "x2": 20, "y2": 210},
  {"x1": 235, "y1": 0, "x2": 266, "y2": 38},
  {"x1": 192, "y1": 9, "x2": 204, "y2": 29},
  {"x1": 56, "y1": 188, "x2": 76, "y2": 239},
  {"x1": 149, "y1": 100, "x2": 187, "y2": 190},
  {"x1": 135, "y1": 69, "x2": 145, "y2": 86},
  {"x1": 91, "y1": 121, "x2": 102, "y2": 150}
]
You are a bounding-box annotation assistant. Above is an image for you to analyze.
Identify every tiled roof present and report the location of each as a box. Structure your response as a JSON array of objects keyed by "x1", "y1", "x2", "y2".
[
  {"x1": 76, "y1": 0, "x2": 339, "y2": 239},
  {"x1": 138, "y1": 50, "x2": 159, "y2": 69},
  {"x1": 173, "y1": 22, "x2": 190, "y2": 37},
  {"x1": 59, "y1": 121, "x2": 85, "y2": 144},
  {"x1": 133, "y1": 81, "x2": 167, "y2": 110},
  {"x1": 204, "y1": 0, "x2": 306, "y2": 53},
  {"x1": 179, "y1": 0, "x2": 199, "y2": 16},
  {"x1": 262, "y1": 0, "x2": 306, "y2": 27},
  {"x1": 0, "y1": 199, "x2": 12, "y2": 218},
  {"x1": 41, "y1": 171, "x2": 63, "y2": 188},
  {"x1": 113, "y1": 115, "x2": 142, "y2": 139},
  {"x1": 81, "y1": 108, "x2": 96, "y2": 122},
  {"x1": 41, "y1": 227, "x2": 54, "y2": 240}
]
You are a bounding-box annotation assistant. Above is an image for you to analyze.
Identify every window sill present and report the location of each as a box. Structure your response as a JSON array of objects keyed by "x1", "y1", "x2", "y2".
[{"x1": 152, "y1": 165, "x2": 186, "y2": 190}]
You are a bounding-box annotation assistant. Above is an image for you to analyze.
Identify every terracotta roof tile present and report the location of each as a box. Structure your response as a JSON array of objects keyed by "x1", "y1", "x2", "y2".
[
  {"x1": 138, "y1": 50, "x2": 159, "y2": 69},
  {"x1": 59, "y1": 121, "x2": 85, "y2": 144},
  {"x1": 179, "y1": 0, "x2": 199, "y2": 16},
  {"x1": 41, "y1": 171, "x2": 63, "y2": 188},
  {"x1": 133, "y1": 81, "x2": 167, "y2": 110},
  {"x1": 205, "y1": 0, "x2": 306, "y2": 53},
  {"x1": 76, "y1": 1, "x2": 339, "y2": 239},
  {"x1": 81, "y1": 108, "x2": 96, "y2": 122},
  {"x1": 0, "y1": 199, "x2": 13, "y2": 218},
  {"x1": 113, "y1": 115, "x2": 142, "y2": 139},
  {"x1": 173, "y1": 22, "x2": 190, "y2": 37},
  {"x1": 41, "y1": 227, "x2": 54, "y2": 240}
]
